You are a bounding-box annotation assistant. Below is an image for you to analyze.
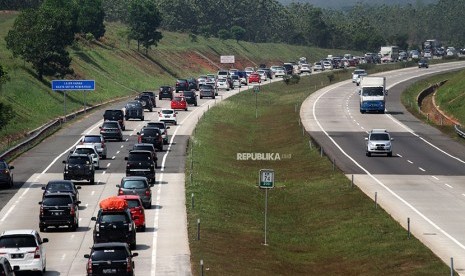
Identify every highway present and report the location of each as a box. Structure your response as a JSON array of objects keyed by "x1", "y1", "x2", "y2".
[
  {"x1": 0, "y1": 81, "x2": 274, "y2": 275},
  {"x1": 301, "y1": 61, "x2": 465, "y2": 274}
]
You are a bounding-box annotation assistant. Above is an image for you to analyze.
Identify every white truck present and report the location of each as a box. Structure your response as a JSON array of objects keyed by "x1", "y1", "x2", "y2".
[
  {"x1": 380, "y1": 46, "x2": 399, "y2": 62},
  {"x1": 358, "y1": 76, "x2": 388, "y2": 114}
]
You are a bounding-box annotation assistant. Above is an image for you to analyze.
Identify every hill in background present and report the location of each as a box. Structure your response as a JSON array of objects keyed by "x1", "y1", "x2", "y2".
[{"x1": 278, "y1": 0, "x2": 437, "y2": 10}]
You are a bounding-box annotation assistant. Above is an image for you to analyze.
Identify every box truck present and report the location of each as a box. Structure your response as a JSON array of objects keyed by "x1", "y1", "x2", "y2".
[{"x1": 359, "y1": 76, "x2": 387, "y2": 113}]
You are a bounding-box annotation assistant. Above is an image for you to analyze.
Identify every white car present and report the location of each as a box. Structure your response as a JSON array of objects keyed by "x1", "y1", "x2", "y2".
[
  {"x1": 273, "y1": 66, "x2": 286, "y2": 78},
  {"x1": 217, "y1": 70, "x2": 229, "y2": 79},
  {"x1": 216, "y1": 78, "x2": 230, "y2": 91},
  {"x1": 231, "y1": 75, "x2": 241, "y2": 88},
  {"x1": 323, "y1": 61, "x2": 333, "y2": 70},
  {"x1": 313, "y1": 62, "x2": 324, "y2": 71},
  {"x1": 244, "y1": 67, "x2": 254, "y2": 77},
  {"x1": 71, "y1": 145, "x2": 100, "y2": 169},
  {"x1": 257, "y1": 70, "x2": 267, "y2": 81},
  {"x1": 352, "y1": 69, "x2": 367, "y2": 85},
  {"x1": 0, "y1": 229, "x2": 49, "y2": 274},
  {"x1": 158, "y1": 108, "x2": 178, "y2": 125},
  {"x1": 197, "y1": 75, "x2": 207, "y2": 86},
  {"x1": 300, "y1": 64, "x2": 312, "y2": 73}
]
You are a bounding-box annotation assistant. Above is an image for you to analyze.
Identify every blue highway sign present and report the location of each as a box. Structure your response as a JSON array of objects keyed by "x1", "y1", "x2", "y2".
[{"x1": 52, "y1": 80, "x2": 95, "y2": 90}]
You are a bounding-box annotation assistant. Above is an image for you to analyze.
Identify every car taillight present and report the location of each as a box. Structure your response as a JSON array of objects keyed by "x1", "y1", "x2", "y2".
[
  {"x1": 70, "y1": 205, "x2": 75, "y2": 216},
  {"x1": 118, "y1": 189, "x2": 124, "y2": 195},
  {"x1": 0, "y1": 169, "x2": 7, "y2": 174},
  {"x1": 158, "y1": 113, "x2": 162, "y2": 117},
  {"x1": 96, "y1": 223, "x2": 100, "y2": 232},
  {"x1": 29, "y1": 247, "x2": 40, "y2": 258},
  {"x1": 126, "y1": 257, "x2": 132, "y2": 272},
  {"x1": 138, "y1": 136, "x2": 142, "y2": 143},
  {"x1": 87, "y1": 259, "x2": 92, "y2": 273},
  {"x1": 145, "y1": 189, "x2": 151, "y2": 196},
  {"x1": 101, "y1": 141, "x2": 105, "y2": 149},
  {"x1": 128, "y1": 223, "x2": 133, "y2": 232}
]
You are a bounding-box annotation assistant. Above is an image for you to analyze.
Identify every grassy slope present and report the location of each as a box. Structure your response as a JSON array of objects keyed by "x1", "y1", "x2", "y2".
[{"x1": 187, "y1": 72, "x2": 450, "y2": 275}]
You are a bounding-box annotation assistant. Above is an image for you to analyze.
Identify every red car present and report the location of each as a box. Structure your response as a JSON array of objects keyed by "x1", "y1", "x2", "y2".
[
  {"x1": 171, "y1": 96, "x2": 188, "y2": 111},
  {"x1": 117, "y1": 195, "x2": 146, "y2": 231},
  {"x1": 248, "y1": 73, "x2": 261, "y2": 84}
]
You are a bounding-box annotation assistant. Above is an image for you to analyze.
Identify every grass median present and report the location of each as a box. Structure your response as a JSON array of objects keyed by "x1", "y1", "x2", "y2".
[{"x1": 186, "y1": 73, "x2": 452, "y2": 275}]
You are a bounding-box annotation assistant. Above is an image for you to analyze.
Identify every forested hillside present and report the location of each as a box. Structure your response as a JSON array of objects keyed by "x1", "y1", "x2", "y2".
[{"x1": 277, "y1": 0, "x2": 437, "y2": 10}]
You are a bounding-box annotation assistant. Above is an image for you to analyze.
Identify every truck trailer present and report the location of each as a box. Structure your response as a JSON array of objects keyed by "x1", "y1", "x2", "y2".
[{"x1": 359, "y1": 76, "x2": 387, "y2": 113}]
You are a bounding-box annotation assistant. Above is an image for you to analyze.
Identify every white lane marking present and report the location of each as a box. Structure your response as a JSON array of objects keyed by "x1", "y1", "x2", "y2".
[
  {"x1": 419, "y1": 167, "x2": 425, "y2": 172},
  {"x1": 311, "y1": 75, "x2": 465, "y2": 253},
  {"x1": 121, "y1": 145, "x2": 124, "y2": 148},
  {"x1": 407, "y1": 160, "x2": 413, "y2": 164},
  {"x1": 0, "y1": 204, "x2": 16, "y2": 222},
  {"x1": 432, "y1": 176, "x2": 439, "y2": 180},
  {"x1": 116, "y1": 151, "x2": 120, "y2": 154},
  {"x1": 107, "y1": 163, "x2": 111, "y2": 167},
  {"x1": 396, "y1": 154, "x2": 403, "y2": 158},
  {"x1": 445, "y1": 184, "x2": 453, "y2": 189}
]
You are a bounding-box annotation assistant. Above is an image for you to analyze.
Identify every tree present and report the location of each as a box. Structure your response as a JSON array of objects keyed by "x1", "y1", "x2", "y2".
[
  {"x1": 76, "y1": 0, "x2": 106, "y2": 39},
  {"x1": 128, "y1": 0, "x2": 163, "y2": 53},
  {"x1": 230, "y1": 26, "x2": 245, "y2": 42},
  {"x1": 0, "y1": 102, "x2": 15, "y2": 131},
  {"x1": 217, "y1": 29, "x2": 230, "y2": 40},
  {"x1": 0, "y1": 65, "x2": 10, "y2": 88},
  {"x1": 5, "y1": 0, "x2": 77, "y2": 79}
]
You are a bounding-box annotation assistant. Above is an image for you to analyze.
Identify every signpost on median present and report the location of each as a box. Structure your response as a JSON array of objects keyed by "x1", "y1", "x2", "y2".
[
  {"x1": 253, "y1": 85, "x2": 260, "y2": 118},
  {"x1": 259, "y1": 169, "x2": 274, "y2": 245},
  {"x1": 51, "y1": 80, "x2": 95, "y2": 121}
]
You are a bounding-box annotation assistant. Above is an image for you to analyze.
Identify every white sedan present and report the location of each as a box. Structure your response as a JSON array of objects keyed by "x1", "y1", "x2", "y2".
[
  {"x1": 273, "y1": 66, "x2": 286, "y2": 78},
  {"x1": 300, "y1": 64, "x2": 312, "y2": 74},
  {"x1": 216, "y1": 78, "x2": 230, "y2": 91},
  {"x1": 257, "y1": 70, "x2": 267, "y2": 81},
  {"x1": 158, "y1": 108, "x2": 178, "y2": 125}
]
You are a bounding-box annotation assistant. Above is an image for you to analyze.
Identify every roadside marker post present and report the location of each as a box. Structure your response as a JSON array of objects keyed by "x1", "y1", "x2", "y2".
[
  {"x1": 253, "y1": 85, "x2": 260, "y2": 118},
  {"x1": 259, "y1": 169, "x2": 274, "y2": 246}
]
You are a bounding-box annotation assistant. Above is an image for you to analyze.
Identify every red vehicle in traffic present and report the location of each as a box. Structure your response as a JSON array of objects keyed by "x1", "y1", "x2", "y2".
[
  {"x1": 248, "y1": 73, "x2": 261, "y2": 84},
  {"x1": 117, "y1": 195, "x2": 146, "y2": 231},
  {"x1": 171, "y1": 96, "x2": 188, "y2": 111}
]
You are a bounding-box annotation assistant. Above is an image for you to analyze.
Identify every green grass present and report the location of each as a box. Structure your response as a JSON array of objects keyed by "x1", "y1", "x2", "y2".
[{"x1": 186, "y1": 74, "x2": 452, "y2": 275}]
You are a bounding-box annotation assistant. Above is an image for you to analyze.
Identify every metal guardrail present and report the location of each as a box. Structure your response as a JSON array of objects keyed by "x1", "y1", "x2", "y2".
[{"x1": 455, "y1": 124, "x2": 465, "y2": 139}]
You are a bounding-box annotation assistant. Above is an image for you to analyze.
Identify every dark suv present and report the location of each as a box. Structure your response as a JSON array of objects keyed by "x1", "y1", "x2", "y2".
[
  {"x1": 91, "y1": 208, "x2": 137, "y2": 249},
  {"x1": 199, "y1": 84, "x2": 216, "y2": 99},
  {"x1": 124, "y1": 101, "x2": 144, "y2": 121},
  {"x1": 132, "y1": 143, "x2": 158, "y2": 168},
  {"x1": 175, "y1": 79, "x2": 189, "y2": 92},
  {"x1": 125, "y1": 150, "x2": 156, "y2": 183},
  {"x1": 137, "y1": 127, "x2": 163, "y2": 151},
  {"x1": 42, "y1": 180, "x2": 81, "y2": 203},
  {"x1": 140, "y1": 91, "x2": 156, "y2": 107},
  {"x1": 100, "y1": 120, "x2": 123, "y2": 141},
  {"x1": 39, "y1": 193, "x2": 80, "y2": 232},
  {"x1": 84, "y1": 242, "x2": 138, "y2": 276},
  {"x1": 159, "y1": 86, "x2": 174, "y2": 100},
  {"x1": 103, "y1": 109, "x2": 125, "y2": 130},
  {"x1": 0, "y1": 160, "x2": 14, "y2": 189},
  {"x1": 135, "y1": 94, "x2": 154, "y2": 112},
  {"x1": 63, "y1": 154, "x2": 95, "y2": 184},
  {"x1": 182, "y1": 90, "x2": 198, "y2": 106}
]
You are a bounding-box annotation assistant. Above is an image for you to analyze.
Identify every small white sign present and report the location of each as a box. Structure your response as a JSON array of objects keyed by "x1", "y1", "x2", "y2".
[
  {"x1": 259, "y1": 169, "x2": 274, "y2": 189},
  {"x1": 220, "y1": 55, "x2": 235, "y2": 64}
]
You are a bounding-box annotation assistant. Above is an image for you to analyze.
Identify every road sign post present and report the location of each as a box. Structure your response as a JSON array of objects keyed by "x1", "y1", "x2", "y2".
[
  {"x1": 51, "y1": 80, "x2": 95, "y2": 121},
  {"x1": 253, "y1": 85, "x2": 260, "y2": 118},
  {"x1": 259, "y1": 169, "x2": 274, "y2": 245}
]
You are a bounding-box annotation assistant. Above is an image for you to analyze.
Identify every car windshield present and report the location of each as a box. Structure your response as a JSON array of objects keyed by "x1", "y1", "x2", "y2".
[
  {"x1": 126, "y1": 103, "x2": 141, "y2": 108},
  {"x1": 183, "y1": 92, "x2": 194, "y2": 97},
  {"x1": 173, "y1": 97, "x2": 183, "y2": 101},
  {"x1": 147, "y1": 123, "x2": 165, "y2": 129},
  {"x1": 68, "y1": 156, "x2": 90, "y2": 165},
  {"x1": 91, "y1": 248, "x2": 127, "y2": 261},
  {"x1": 141, "y1": 128, "x2": 159, "y2": 136},
  {"x1": 126, "y1": 199, "x2": 141, "y2": 208},
  {"x1": 83, "y1": 136, "x2": 101, "y2": 143},
  {"x1": 104, "y1": 110, "x2": 122, "y2": 118},
  {"x1": 133, "y1": 145, "x2": 153, "y2": 152},
  {"x1": 0, "y1": 235, "x2": 37, "y2": 248},
  {"x1": 43, "y1": 196, "x2": 72, "y2": 206},
  {"x1": 161, "y1": 110, "x2": 174, "y2": 115},
  {"x1": 46, "y1": 182, "x2": 73, "y2": 191},
  {"x1": 362, "y1": 87, "x2": 384, "y2": 96},
  {"x1": 200, "y1": 85, "x2": 213, "y2": 90},
  {"x1": 100, "y1": 214, "x2": 128, "y2": 223},
  {"x1": 102, "y1": 122, "x2": 119, "y2": 128},
  {"x1": 160, "y1": 87, "x2": 171, "y2": 92},
  {"x1": 354, "y1": 70, "x2": 365, "y2": 74},
  {"x1": 128, "y1": 153, "x2": 151, "y2": 161},
  {"x1": 370, "y1": 133, "x2": 390, "y2": 141},
  {"x1": 122, "y1": 180, "x2": 147, "y2": 189},
  {"x1": 75, "y1": 148, "x2": 95, "y2": 155}
]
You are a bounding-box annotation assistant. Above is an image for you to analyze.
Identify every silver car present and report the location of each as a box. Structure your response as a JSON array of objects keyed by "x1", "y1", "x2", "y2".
[
  {"x1": 79, "y1": 135, "x2": 107, "y2": 159},
  {"x1": 365, "y1": 129, "x2": 393, "y2": 157},
  {"x1": 116, "y1": 176, "x2": 153, "y2": 209}
]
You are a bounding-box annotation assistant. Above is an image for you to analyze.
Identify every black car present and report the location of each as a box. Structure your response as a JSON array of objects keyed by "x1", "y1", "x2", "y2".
[
  {"x1": 39, "y1": 193, "x2": 80, "y2": 232},
  {"x1": 140, "y1": 91, "x2": 157, "y2": 107},
  {"x1": 124, "y1": 101, "x2": 144, "y2": 121},
  {"x1": 186, "y1": 77, "x2": 198, "y2": 90},
  {"x1": 137, "y1": 127, "x2": 163, "y2": 152},
  {"x1": 100, "y1": 120, "x2": 123, "y2": 141},
  {"x1": 145, "y1": 121, "x2": 169, "y2": 144},
  {"x1": 159, "y1": 86, "x2": 174, "y2": 100},
  {"x1": 103, "y1": 109, "x2": 125, "y2": 130},
  {"x1": 135, "y1": 94, "x2": 154, "y2": 112},
  {"x1": 175, "y1": 79, "x2": 189, "y2": 92},
  {"x1": 91, "y1": 208, "x2": 137, "y2": 249},
  {"x1": 199, "y1": 84, "x2": 216, "y2": 99},
  {"x1": 42, "y1": 180, "x2": 81, "y2": 203},
  {"x1": 84, "y1": 242, "x2": 138, "y2": 276},
  {"x1": 262, "y1": 68, "x2": 273, "y2": 79},
  {"x1": 418, "y1": 59, "x2": 429, "y2": 68},
  {"x1": 0, "y1": 160, "x2": 14, "y2": 189},
  {"x1": 182, "y1": 90, "x2": 198, "y2": 106},
  {"x1": 132, "y1": 143, "x2": 158, "y2": 168},
  {"x1": 282, "y1": 64, "x2": 293, "y2": 75},
  {"x1": 63, "y1": 154, "x2": 95, "y2": 184},
  {"x1": 125, "y1": 150, "x2": 156, "y2": 183}
]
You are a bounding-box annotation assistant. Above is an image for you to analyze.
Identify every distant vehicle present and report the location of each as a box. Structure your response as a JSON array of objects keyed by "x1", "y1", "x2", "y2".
[
  {"x1": 257, "y1": 70, "x2": 267, "y2": 81},
  {"x1": 358, "y1": 76, "x2": 387, "y2": 114},
  {"x1": 248, "y1": 73, "x2": 261, "y2": 83},
  {"x1": 175, "y1": 79, "x2": 189, "y2": 92},
  {"x1": 323, "y1": 61, "x2": 333, "y2": 70},
  {"x1": 84, "y1": 242, "x2": 138, "y2": 276},
  {"x1": 410, "y1": 50, "x2": 420, "y2": 59},
  {"x1": 117, "y1": 176, "x2": 153, "y2": 209},
  {"x1": 39, "y1": 193, "x2": 80, "y2": 232},
  {"x1": 234, "y1": 71, "x2": 248, "y2": 85},
  {"x1": 140, "y1": 91, "x2": 157, "y2": 107},
  {"x1": 158, "y1": 108, "x2": 178, "y2": 125},
  {"x1": 70, "y1": 145, "x2": 100, "y2": 169},
  {"x1": 300, "y1": 64, "x2": 312, "y2": 74},
  {"x1": 145, "y1": 121, "x2": 170, "y2": 145},
  {"x1": 159, "y1": 86, "x2": 174, "y2": 100},
  {"x1": 216, "y1": 78, "x2": 230, "y2": 91},
  {"x1": 244, "y1": 67, "x2": 254, "y2": 76},
  {"x1": 352, "y1": 69, "x2": 367, "y2": 86},
  {"x1": 365, "y1": 129, "x2": 393, "y2": 157},
  {"x1": 0, "y1": 160, "x2": 14, "y2": 188},
  {"x1": 271, "y1": 66, "x2": 286, "y2": 77},
  {"x1": 79, "y1": 134, "x2": 107, "y2": 159},
  {"x1": 103, "y1": 109, "x2": 125, "y2": 130},
  {"x1": 186, "y1": 77, "x2": 198, "y2": 90},
  {"x1": 418, "y1": 59, "x2": 429, "y2": 68},
  {"x1": 171, "y1": 96, "x2": 188, "y2": 111},
  {"x1": 117, "y1": 195, "x2": 146, "y2": 231},
  {"x1": 282, "y1": 63, "x2": 294, "y2": 75},
  {"x1": 182, "y1": 90, "x2": 198, "y2": 106},
  {"x1": 135, "y1": 94, "x2": 154, "y2": 112},
  {"x1": 132, "y1": 143, "x2": 158, "y2": 168},
  {"x1": 199, "y1": 84, "x2": 216, "y2": 99},
  {"x1": 63, "y1": 154, "x2": 95, "y2": 184},
  {"x1": 124, "y1": 101, "x2": 144, "y2": 121},
  {"x1": 137, "y1": 127, "x2": 163, "y2": 152},
  {"x1": 41, "y1": 179, "x2": 81, "y2": 203},
  {"x1": 217, "y1": 70, "x2": 229, "y2": 79},
  {"x1": 313, "y1": 62, "x2": 324, "y2": 71},
  {"x1": 0, "y1": 229, "x2": 49, "y2": 274},
  {"x1": 380, "y1": 46, "x2": 399, "y2": 62}
]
